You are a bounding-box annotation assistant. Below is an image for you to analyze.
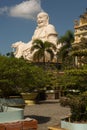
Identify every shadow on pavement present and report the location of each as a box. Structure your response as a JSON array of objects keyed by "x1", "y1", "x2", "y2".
[{"x1": 24, "y1": 115, "x2": 51, "y2": 124}]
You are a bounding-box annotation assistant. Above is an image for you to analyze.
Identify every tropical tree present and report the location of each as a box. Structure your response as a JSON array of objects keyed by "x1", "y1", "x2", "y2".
[
  {"x1": 31, "y1": 39, "x2": 56, "y2": 63},
  {"x1": 57, "y1": 30, "x2": 74, "y2": 69}
]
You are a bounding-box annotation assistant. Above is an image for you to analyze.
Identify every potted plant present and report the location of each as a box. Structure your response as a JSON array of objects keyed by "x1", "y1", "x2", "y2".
[
  {"x1": 60, "y1": 67, "x2": 87, "y2": 130},
  {"x1": 58, "y1": 23, "x2": 87, "y2": 128},
  {"x1": 21, "y1": 92, "x2": 38, "y2": 105}
]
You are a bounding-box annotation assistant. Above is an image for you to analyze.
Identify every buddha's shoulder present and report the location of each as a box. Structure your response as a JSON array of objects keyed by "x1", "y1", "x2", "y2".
[
  {"x1": 46, "y1": 24, "x2": 55, "y2": 29},
  {"x1": 45, "y1": 24, "x2": 57, "y2": 34}
]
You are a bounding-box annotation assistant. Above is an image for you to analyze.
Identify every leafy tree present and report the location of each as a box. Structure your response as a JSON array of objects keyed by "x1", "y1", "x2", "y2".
[
  {"x1": 0, "y1": 56, "x2": 50, "y2": 97},
  {"x1": 57, "y1": 35, "x2": 87, "y2": 121},
  {"x1": 58, "y1": 64, "x2": 87, "y2": 121}
]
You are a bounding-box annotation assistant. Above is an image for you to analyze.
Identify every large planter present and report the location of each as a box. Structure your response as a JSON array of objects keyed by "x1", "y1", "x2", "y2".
[
  {"x1": 0, "y1": 97, "x2": 25, "y2": 108},
  {"x1": 21, "y1": 93, "x2": 38, "y2": 105},
  {"x1": 61, "y1": 119, "x2": 87, "y2": 130},
  {"x1": 0, "y1": 107, "x2": 24, "y2": 123}
]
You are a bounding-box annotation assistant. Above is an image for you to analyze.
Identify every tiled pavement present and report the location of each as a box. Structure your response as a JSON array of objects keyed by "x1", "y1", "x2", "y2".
[{"x1": 24, "y1": 100, "x2": 70, "y2": 130}]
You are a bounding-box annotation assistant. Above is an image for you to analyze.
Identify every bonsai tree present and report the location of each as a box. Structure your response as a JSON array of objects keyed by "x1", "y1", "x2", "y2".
[
  {"x1": 59, "y1": 38, "x2": 87, "y2": 122},
  {"x1": 61, "y1": 68, "x2": 87, "y2": 122}
]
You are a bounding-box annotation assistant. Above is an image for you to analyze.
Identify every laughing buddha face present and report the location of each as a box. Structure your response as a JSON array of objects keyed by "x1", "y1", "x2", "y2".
[{"x1": 37, "y1": 12, "x2": 49, "y2": 28}]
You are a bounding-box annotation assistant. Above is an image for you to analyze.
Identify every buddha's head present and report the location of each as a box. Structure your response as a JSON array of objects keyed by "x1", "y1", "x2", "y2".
[{"x1": 37, "y1": 12, "x2": 49, "y2": 28}]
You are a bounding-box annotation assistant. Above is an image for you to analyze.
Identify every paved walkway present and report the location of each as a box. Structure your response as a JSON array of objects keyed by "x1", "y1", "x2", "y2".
[{"x1": 24, "y1": 100, "x2": 70, "y2": 130}]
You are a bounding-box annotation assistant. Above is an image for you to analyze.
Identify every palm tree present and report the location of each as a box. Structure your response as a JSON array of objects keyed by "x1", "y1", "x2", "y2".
[
  {"x1": 58, "y1": 30, "x2": 74, "y2": 60},
  {"x1": 57, "y1": 30, "x2": 74, "y2": 69},
  {"x1": 30, "y1": 39, "x2": 56, "y2": 63}
]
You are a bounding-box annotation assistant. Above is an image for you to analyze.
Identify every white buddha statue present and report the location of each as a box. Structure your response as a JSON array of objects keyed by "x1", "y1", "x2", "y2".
[{"x1": 12, "y1": 12, "x2": 58, "y2": 61}]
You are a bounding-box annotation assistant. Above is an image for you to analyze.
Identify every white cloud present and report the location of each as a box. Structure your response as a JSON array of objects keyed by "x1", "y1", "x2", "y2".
[{"x1": 0, "y1": 0, "x2": 43, "y2": 20}]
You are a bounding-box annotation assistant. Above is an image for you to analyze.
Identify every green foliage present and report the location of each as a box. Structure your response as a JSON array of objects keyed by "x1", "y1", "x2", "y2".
[
  {"x1": 31, "y1": 39, "x2": 56, "y2": 62},
  {"x1": 59, "y1": 96, "x2": 70, "y2": 107},
  {"x1": 70, "y1": 37, "x2": 87, "y2": 66},
  {"x1": 59, "y1": 30, "x2": 74, "y2": 44},
  {"x1": 59, "y1": 65, "x2": 87, "y2": 121},
  {"x1": 58, "y1": 30, "x2": 74, "y2": 69},
  {"x1": 70, "y1": 49, "x2": 87, "y2": 56},
  {"x1": 69, "y1": 93, "x2": 87, "y2": 122},
  {"x1": 0, "y1": 56, "x2": 49, "y2": 97},
  {"x1": 57, "y1": 30, "x2": 87, "y2": 122}
]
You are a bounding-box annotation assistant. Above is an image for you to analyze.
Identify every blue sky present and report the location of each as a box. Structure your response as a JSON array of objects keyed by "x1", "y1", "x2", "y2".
[{"x1": 0, "y1": 0, "x2": 87, "y2": 55}]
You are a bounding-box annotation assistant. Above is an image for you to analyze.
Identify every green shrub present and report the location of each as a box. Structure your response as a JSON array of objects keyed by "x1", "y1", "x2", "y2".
[
  {"x1": 60, "y1": 96, "x2": 70, "y2": 107},
  {"x1": 69, "y1": 93, "x2": 87, "y2": 122}
]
